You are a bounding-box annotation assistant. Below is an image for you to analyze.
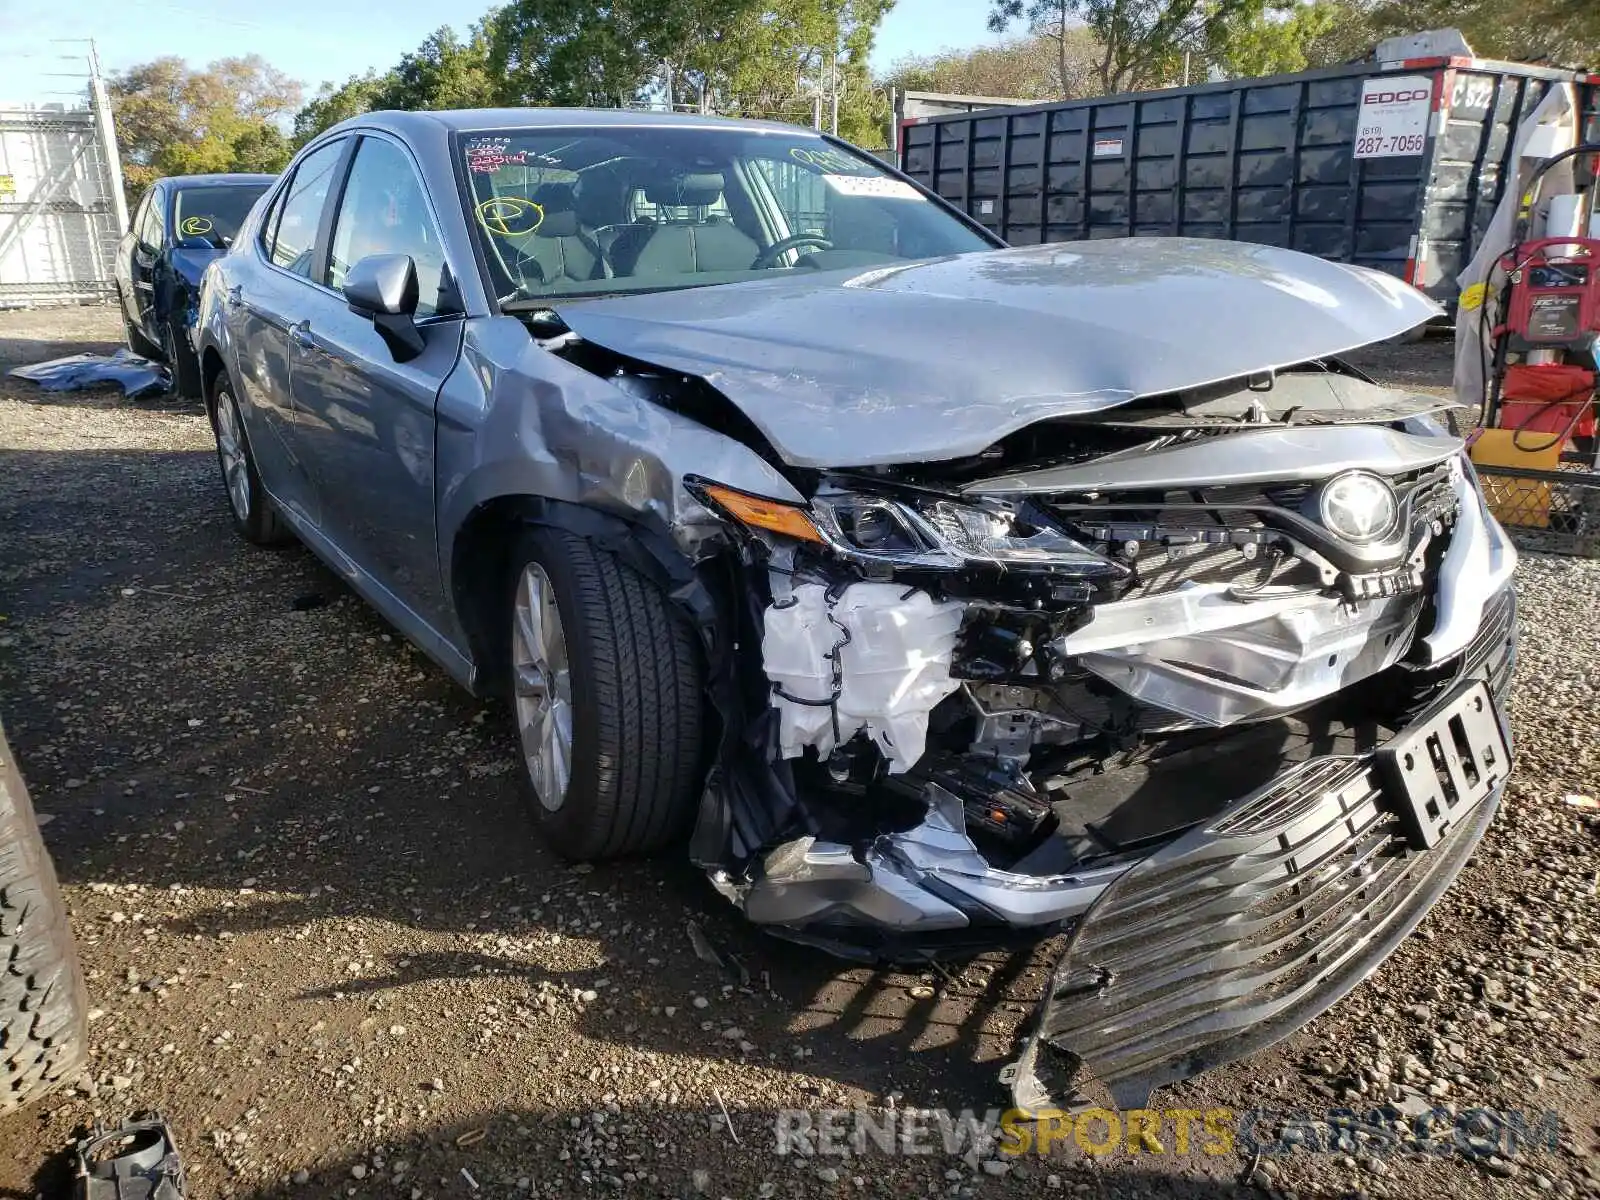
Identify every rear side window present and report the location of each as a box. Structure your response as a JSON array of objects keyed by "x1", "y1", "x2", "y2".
[{"x1": 264, "y1": 140, "x2": 344, "y2": 279}]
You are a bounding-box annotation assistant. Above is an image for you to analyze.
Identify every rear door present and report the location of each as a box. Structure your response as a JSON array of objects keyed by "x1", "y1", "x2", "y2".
[
  {"x1": 229, "y1": 139, "x2": 350, "y2": 529},
  {"x1": 289, "y1": 132, "x2": 464, "y2": 632}
]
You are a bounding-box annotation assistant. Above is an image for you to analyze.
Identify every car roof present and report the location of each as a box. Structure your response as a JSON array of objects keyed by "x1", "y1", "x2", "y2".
[
  {"x1": 158, "y1": 173, "x2": 278, "y2": 189},
  {"x1": 325, "y1": 106, "x2": 819, "y2": 142}
]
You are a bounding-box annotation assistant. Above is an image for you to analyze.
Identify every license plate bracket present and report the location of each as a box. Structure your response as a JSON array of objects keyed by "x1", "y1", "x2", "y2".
[{"x1": 1378, "y1": 680, "x2": 1509, "y2": 850}]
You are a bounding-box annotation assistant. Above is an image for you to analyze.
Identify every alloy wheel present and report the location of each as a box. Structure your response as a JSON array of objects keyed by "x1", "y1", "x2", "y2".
[
  {"x1": 512, "y1": 563, "x2": 574, "y2": 811},
  {"x1": 214, "y1": 393, "x2": 251, "y2": 521}
]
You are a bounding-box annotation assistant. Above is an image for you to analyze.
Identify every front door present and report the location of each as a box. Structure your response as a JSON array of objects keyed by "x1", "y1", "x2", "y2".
[{"x1": 289, "y1": 133, "x2": 462, "y2": 633}]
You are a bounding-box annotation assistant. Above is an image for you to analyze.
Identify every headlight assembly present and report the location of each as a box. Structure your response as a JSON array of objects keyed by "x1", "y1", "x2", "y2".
[{"x1": 696, "y1": 477, "x2": 1116, "y2": 574}]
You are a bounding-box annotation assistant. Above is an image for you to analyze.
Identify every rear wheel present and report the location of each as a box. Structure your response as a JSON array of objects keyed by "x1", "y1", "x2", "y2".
[
  {"x1": 0, "y1": 724, "x2": 88, "y2": 1115},
  {"x1": 210, "y1": 374, "x2": 292, "y2": 546},
  {"x1": 508, "y1": 527, "x2": 704, "y2": 860}
]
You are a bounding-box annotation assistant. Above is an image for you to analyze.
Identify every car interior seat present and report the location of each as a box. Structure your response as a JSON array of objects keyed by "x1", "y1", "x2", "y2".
[
  {"x1": 616, "y1": 173, "x2": 760, "y2": 278},
  {"x1": 509, "y1": 183, "x2": 610, "y2": 288}
]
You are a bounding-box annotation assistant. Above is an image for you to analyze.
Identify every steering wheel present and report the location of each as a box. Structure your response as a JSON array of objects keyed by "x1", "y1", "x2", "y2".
[{"x1": 752, "y1": 234, "x2": 834, "y2": 269}]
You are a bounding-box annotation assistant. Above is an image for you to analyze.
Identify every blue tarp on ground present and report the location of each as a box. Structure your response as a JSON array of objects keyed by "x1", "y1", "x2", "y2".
[{"x1": 7, "y1": 350, "x2": 170, "y2": 400}]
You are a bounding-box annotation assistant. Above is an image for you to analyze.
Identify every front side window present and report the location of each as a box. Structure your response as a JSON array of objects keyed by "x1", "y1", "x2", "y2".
[
  {"x1": 172, "y1": 185, "x2": 269, "y2": 249},
  {"x1": 324, "y1": 137, "x2": 451, "y2": 317},
  {"x1": 266, "y1": 140, "x2": 344, "y2": 279},
  {"x1": 456, "y1": 127, "x2": 990, "y2": 305}
]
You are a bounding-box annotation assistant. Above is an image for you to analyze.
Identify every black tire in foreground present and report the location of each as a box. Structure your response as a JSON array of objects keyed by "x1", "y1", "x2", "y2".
[
  {"x1": 510, "y1": 527, "x2": 705, "y2": 860},
  {"x1": 0, "y1": 723, "x2": 88, "y2": 1115},
  {"x1": 209, "y1": 373, "x2": 293, "y2": 547}
]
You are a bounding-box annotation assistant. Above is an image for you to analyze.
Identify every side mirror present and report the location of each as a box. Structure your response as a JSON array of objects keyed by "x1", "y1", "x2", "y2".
[{"x1": 344, "y1": 253, "x2": 424, "y2": 362}]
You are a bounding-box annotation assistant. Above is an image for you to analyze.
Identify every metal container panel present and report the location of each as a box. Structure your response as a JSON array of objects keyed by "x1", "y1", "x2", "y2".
[{"x1": 901, "y1": 61, "x2": 1598, "y2": 310}]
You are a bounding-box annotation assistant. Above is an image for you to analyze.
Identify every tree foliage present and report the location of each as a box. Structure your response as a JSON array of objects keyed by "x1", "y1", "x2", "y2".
[
  {"x1": 986, "y1": 0, "x2": 1313, "y2": 94},
  {"x1": 292, "y1": 0, "x2": 894, "y2": 149},
  {"x1": 110, "y1": 55, "x2": 302, "y2": 200},
  {"x1": 1358, "y1": 0, "x2": 1599, "y2": 67},
  {"x1": 880, "y1": 30, "x2": 1101, "y2": 99}
]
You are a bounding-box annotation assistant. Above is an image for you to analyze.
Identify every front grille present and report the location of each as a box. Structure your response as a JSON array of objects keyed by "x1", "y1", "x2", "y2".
[
  {"x1": 1030, "y1": 752, "x2": 1497, "y2": 1107},
  {"x1": 1052, "y1": 462, "x2": 1459, "y2": 601}
]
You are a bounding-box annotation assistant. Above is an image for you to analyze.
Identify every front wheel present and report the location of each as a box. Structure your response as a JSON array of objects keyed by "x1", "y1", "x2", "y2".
[
  {"x1": 209, "y1": 374, "x2": 292, "y2": 546},
  {"x1": 508, "y1": 527, "x2": 704, "y2": 860}
]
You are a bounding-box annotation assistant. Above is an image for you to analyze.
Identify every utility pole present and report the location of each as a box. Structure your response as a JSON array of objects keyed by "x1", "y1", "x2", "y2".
[
  {"x1": 830, "y1": 50, "x2": 839, "y2": 137},
  {"x1": 663, "y1": 61, "x2": 674, "y2": 112}
]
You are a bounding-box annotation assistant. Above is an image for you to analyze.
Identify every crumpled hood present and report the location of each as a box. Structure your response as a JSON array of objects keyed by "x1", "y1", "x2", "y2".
[{"x1": 555, "y1": 238, "x2": 1441, "y2": 469}]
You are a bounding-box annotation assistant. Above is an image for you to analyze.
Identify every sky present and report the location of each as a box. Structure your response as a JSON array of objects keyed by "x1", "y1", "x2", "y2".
[{"x1": 0, "y1": 0, "x2": 1007, "y2": 106}]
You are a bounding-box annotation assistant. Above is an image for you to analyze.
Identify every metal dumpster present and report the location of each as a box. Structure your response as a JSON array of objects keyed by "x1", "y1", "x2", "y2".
[{"x1": 899, "y1": 57, "x2": 1599, "y2": 312}]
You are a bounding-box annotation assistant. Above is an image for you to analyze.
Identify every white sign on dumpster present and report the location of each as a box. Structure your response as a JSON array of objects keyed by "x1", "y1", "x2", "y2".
[{"x1": 1355, "y1": 75, "x2": 1433, "y2": 158}]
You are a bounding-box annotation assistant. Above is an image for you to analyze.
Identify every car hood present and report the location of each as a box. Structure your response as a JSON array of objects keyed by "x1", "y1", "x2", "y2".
[
  {"x1": 170, "y1": 247, "x2": 224, "y2": 287},
  {"x1": 553, "y1": 238, "x2": 1441, "y2": 469}
]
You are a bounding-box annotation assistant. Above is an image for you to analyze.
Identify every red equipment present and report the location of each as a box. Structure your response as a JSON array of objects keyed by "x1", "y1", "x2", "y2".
[{"x1": 1483, "y1": 144, "x2": 1600, "y2": 465}]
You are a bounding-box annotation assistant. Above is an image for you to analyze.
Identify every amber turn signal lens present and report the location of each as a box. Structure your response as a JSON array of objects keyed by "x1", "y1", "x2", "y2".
[{"x1": 702, "y1": 483, "x2": 823, "y2": 544}]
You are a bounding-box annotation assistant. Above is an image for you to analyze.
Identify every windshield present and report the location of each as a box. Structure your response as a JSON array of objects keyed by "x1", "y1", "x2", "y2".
[
  {"x1": 455, "y1": 127, "x2": 992, "y2": 305},
  {"x1": 171, "y1": 185, "x2": 268, "y2": 249}
]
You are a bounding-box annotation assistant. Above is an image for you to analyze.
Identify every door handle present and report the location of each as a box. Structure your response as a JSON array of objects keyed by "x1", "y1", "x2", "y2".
[{"x1": 289, "y1": 321, "x2": 315, "y2": 350}]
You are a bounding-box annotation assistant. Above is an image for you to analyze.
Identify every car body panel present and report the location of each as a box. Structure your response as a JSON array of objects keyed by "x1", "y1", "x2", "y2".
[
  {"x1": 551, "y1": 239, "x2": 1441, "y2": 468},
  {"x1": 287, "y1": 287, "x2": 463, "y2": 631}
]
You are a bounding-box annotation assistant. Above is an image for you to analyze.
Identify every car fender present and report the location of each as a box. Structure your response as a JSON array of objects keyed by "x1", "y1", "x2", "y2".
[{"x1": 435, "y1": 315, "x2": 801, "y2": 631}]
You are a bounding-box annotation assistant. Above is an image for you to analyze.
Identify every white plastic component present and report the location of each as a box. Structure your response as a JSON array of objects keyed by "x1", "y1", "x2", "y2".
[{"x1": 761, "y1": 582, "x2": 964, "y2": 773}]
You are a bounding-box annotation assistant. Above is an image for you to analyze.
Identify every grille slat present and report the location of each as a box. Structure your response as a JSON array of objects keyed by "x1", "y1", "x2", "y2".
[{"x1": 1031, "y1": 744, "x2": 1500, "y2": 1107}]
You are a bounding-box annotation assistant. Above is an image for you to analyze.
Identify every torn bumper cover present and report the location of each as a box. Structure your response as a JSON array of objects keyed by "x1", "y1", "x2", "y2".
[{"x1": 1011, "y1": 678, "x2": 1509, "y2": 1112}]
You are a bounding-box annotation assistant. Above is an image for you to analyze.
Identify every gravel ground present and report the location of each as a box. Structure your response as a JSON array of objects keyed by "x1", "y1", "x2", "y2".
[{"x1": 0, "y1": 309, "x2": 1596, "y2": 1200}]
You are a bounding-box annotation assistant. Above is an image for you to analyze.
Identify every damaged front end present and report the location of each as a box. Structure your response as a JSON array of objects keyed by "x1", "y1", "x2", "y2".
[{"x1": 667, "y1": 367, "x2": 1517, "y2": 1108}]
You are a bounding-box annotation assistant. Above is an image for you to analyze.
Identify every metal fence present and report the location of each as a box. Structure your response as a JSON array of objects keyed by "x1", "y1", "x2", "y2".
[
  {"x1": 1477, "y1": 465, "x2": 1600, "y2": 558},
  {"x1": 0, "y1": 75, "x2": 127, "y2": 309}
]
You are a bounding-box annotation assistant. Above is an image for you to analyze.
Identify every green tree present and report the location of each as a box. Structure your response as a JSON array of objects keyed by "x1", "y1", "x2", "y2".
[
  {"x1": 386, "y1": 22, "x2": 500, "y2": 110},
  {"x1": 986, "y1": 0, "x2": 1269, "y2": 94},
  {"x1": 110, "y1": 55, "x2": 302, "y2": 202},
  {"x1": 292, "y1": 72, "x2": 397, "y2": 144},
  {"x1": 1212, "y1": 0, "x2": 1341, "y2": 77},
  {"x1": 489, "y1": 0, "x2": 664, "y2": 106},
  {"x1": 880, "y1": 30, "x2": 1102, "y2": 98},
  {"x1": 1363, "y1": 0, "x2": 1598, "y2": 67}
]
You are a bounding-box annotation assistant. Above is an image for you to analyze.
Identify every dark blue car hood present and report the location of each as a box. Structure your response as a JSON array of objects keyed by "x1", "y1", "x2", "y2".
[{"x1": 170, "y1": 247, "x2": 223, "y2": 287}]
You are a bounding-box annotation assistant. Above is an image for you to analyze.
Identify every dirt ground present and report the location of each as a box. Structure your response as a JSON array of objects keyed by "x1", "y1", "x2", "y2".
[{"x1": 0, "y1": 306, "x2": 1596, "y2": 1200}]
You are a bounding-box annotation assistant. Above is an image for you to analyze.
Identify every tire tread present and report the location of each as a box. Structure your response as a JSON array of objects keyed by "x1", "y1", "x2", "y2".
[
  {"x1": 521, "y1": 529, "x2": 703, "y2": 859},
  {"x1": 0, "y1": 728, "x2": 88, "y2": 1116}
]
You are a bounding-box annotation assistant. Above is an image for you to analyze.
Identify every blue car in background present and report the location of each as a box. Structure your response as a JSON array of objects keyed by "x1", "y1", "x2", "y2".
[{"x1": 114, "y1": 172, "x2": 274, "y2": 397}]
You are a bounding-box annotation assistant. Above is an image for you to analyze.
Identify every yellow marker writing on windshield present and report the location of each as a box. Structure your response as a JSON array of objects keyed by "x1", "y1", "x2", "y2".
[
  {"x1": 180, "y1": 215, "x2": 213, "y2": 237},
  {"x1": 475, "y1": 196, "x2": 543, "y2": 237}
]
